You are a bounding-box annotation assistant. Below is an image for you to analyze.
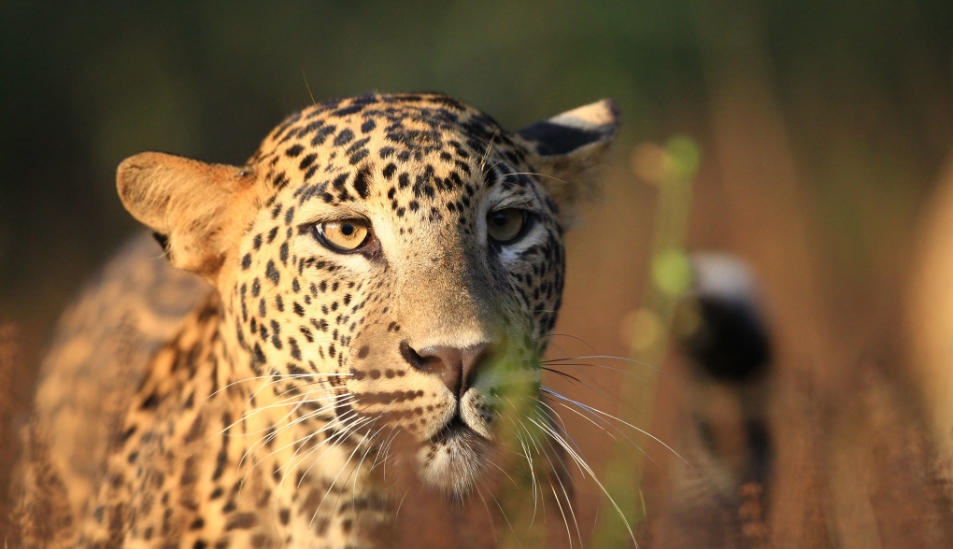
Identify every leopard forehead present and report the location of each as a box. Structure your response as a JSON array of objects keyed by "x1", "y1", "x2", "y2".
[
  {"x1": 226, "y1": 93, "x2": 566, "y2": 388},
  {"x1": 248, "y1": 92, "x2": 549, "y2": 218}
]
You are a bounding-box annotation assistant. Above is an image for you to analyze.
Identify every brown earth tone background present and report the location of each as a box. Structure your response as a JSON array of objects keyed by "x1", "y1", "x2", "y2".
[{"x1": 3, "y1": 1, "x2": 953, "y2": 546}]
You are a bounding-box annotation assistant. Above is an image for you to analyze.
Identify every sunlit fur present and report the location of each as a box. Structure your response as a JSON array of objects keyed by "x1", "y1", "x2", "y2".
[{"x1": 18, "y1": 92, "x2": 620, "y2": 548}]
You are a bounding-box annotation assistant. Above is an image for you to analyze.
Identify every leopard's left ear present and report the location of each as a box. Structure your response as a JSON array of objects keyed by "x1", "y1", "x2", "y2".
[
  {"x1": 117, "y1": 152, "x2": 260, "y2": 282},
  {"x1": 515, "y1": 99, "x2": 620, "y2": 220}
]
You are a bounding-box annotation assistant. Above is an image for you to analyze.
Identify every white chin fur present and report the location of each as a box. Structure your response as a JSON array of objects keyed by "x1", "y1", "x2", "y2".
[{"x1": 416, "y1": 432, "x2": 488, "y2": 496}]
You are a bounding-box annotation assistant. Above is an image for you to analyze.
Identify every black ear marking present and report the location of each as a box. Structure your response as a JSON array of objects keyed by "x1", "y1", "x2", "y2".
[
  {"x1": 517, "y1": 122, "x2": 615, "y2": 156},
  {"x1": 516, "y1": 98, "x2": 620, "y2": 157},
  {"x1": 512, "y1": 99, "x2": 620, "y2": 222}
]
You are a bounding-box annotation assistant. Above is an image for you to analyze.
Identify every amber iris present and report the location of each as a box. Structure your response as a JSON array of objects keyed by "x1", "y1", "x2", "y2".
[
  {"x1": 315, "y1": 220, "x2": 370, "y2": 252},
  {"x1": 487, "y1": 208, "x2": 527, "y2": 243}
]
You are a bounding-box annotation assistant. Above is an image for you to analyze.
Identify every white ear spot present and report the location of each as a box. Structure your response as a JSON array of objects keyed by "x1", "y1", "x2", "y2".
[{"x1": 547, "y1": 99, "x2": 619, "y2": 133}]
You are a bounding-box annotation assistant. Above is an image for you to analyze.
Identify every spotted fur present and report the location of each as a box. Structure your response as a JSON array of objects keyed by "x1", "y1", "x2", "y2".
[{"x1": 15, "y1": 92, "x2": 618, "y2": 548}]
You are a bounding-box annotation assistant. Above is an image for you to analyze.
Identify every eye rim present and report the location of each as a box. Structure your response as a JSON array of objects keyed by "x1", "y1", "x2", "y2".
[
  {"x1": 486, "y1": 208, "x2": 535, "y2": 245},
  {"x1": 310, "y1": 219, "x2": 373, "y2": 254}
]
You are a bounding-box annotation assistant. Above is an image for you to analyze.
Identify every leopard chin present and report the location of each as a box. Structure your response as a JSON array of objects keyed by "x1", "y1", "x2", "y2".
[{"x1": 417, "y1": 418, "x2": 491, "y2": 496}]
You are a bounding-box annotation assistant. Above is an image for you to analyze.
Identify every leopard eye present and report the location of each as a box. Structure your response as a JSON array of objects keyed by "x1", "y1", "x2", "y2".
[
  {"x1": 313, "y1": 220, "x2": 371, "y2": 253},
  {"x1": 487, "y1": 208, "x2": 528, "y2": 244}
]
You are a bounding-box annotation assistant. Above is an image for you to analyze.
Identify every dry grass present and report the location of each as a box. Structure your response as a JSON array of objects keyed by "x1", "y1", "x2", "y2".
[
  {"x1": 0, "y1": 325, "x2": 21, "y2": 544},
  {"x1": 2, "y1": 116, "x2": 952, "y2": 549},
  {"x1": 3, "y1": 198, "x2": 953, "y2": 547}
]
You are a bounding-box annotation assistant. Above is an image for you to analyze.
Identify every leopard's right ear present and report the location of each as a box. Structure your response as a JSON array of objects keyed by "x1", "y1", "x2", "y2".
[
  {"x1": 117, "y1": 152, "x2": 259, "y2": 280},
  {"x1": 515, "y1": 99, "x2": 620, "y2": 225}
]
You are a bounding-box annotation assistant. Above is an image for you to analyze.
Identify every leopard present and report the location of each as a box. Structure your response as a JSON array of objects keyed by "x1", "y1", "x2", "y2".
[{"x1": 14, "y1": 92, "x2": 619, "y2": 548}]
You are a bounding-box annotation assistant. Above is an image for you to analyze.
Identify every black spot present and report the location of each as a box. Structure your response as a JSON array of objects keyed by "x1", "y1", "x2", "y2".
[
  {"x1": 118, "y1": 425, "x2": 136, "y2": 444},
  {"x1": 241, "y1": 253, "x2": 252, "y2": 270},
  {"x1": 348, "y1": 149, "x2": 369, "y2": 165},
  {"x1": 312, "y1": 125, "x2": 336, "y2": 146},
  {"x1": 285, "y1": 144, "x2": 304, "y2": 157},
  {"x1": 289, "y1": 338, "x2": 301, "y2": 360},
  {"x1": 332, "y1": 172, "x2": 349, "y2": 191},
  {"x1": 140, "y1": 391, "x2": 159, "y2": 410},
  {"x1": 299, "y1": 153, "x2": 317, "y2": 170},
  {"x1": 304, "y1": 165, "x2": 319, "y2": 181},
  {"x1": 353, "y1": 168, "x2": 371, "y2": 199},
  {"x1": 266, "y1": 260, "x2": 280, "y2": 285},
  {"x1": 333, "y1": 105, "x2": 364, "y2": 116},
  {"x1": 334, "y1": 128, "x2": 354, "y2": 146}
]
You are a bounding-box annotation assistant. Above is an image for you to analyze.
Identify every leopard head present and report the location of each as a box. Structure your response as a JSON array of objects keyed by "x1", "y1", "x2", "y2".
[{"x1": 116, "y1": 92, "x2": 618, "y2": 495}]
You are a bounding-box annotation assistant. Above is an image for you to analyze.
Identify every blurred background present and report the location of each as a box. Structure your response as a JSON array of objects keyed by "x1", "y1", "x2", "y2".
[{"x1": 3, "y1": 1, "x2": 953, "y2": 547}]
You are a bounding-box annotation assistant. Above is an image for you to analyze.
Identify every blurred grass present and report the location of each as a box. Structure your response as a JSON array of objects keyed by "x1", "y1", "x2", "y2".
[
  {"x1": 0, "y1": 325, "x2": 20, "y2": 543},
  {"x1": 593, "y1": 137, "x2": 699, "y2": 547},
  {"x1": 2, "y1": 0, "x2": 953, "y2": 546}
]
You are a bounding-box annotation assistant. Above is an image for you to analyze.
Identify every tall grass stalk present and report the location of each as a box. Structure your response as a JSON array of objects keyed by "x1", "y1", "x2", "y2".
[{"x1": 592, "y1": 137, "x2": 699, "y2": 547}]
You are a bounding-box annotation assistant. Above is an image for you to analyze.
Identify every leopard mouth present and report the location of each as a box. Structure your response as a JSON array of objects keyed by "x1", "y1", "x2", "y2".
[
  {"x1": 429, "y1": 414, "x2": 485, "y2": 445},
  {"x1": 418, "y1": 413, "x2": 490, "y2": 495}
]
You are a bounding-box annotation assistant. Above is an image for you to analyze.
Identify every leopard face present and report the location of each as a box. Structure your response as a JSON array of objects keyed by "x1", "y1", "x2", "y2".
[{"x1": 117, "y1": 92, "x2": 618, "y2": 496}]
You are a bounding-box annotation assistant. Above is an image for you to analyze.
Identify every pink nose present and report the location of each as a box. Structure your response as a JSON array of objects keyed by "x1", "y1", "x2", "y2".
[{"x1": 399, "y1": 341, "x2": 493, "y2": 398}]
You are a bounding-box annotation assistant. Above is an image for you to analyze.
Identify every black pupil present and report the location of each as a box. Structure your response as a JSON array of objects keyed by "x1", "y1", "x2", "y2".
[
  {"x1": 341, "y1": 223, "x2": 354, "y2": 236},
  {"x1": 492, "y1": 213, "x2": 507, "y2": 226}
]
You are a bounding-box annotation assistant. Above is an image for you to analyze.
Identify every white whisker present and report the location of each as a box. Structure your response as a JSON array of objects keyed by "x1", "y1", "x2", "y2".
[
  {"x1": 529, "y1": 416, "x2": 639, "y2": 548},
  {"x1": 210, "y1": 372, "x2": 351, "y2": 398},
  {"x1": 310, "y1": 418, "x2": 379, "y2": 525},
  {"x1": 543, "y1": 387, "x2": 684, "y2": 463}
]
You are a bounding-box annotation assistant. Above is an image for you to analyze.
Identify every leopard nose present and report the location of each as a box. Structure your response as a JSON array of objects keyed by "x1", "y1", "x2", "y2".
[{"x1": 399, "y1": 341, "x2": 492, "y2": 398}]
